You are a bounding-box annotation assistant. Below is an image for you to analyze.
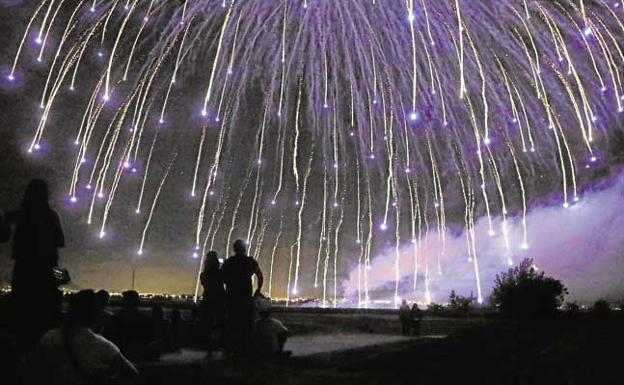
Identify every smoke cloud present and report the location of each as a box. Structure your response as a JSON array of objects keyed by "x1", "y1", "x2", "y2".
[{"x1": 343, "y1": 175, "x2": 624, "y2": 305}]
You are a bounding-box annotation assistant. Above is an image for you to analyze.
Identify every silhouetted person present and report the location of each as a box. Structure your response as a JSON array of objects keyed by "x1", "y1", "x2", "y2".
[
  {"x1": 0, "y1": 210, "x2": 11, "y2": 243},
  {"x1": 253, "y1": 306, "x2": 290, "y2": 359},
  {"x1": 107, "y1": 290, "x2": 154, "y2": 361},
  {"x1": 168, "y1": 309, "x2": 186, "y2": 351},
  {"x1": 9, "y1": 179, "x2": 65, "y2": 354},
  {"x1": 399, "y1": 299, "x2": 411, "y2": 335},
  {"x1": 93, "y1": 290, "x2": 113, "y2": 334},
  {"x1": 221, "y1": 239, "x2": 264, "y2": 356},
  {"x1": 411, "y1": 303, "x2": 423, "y2": 336},
  {"x1": 29, "y1": 290, "x2": 138, "y2": 385},
  {"x1": 149, "y1": 305, "x2": 171, "y2": 353},
  {"x1": 199, "y1": 251, "x2": 225, "y2": 354}
]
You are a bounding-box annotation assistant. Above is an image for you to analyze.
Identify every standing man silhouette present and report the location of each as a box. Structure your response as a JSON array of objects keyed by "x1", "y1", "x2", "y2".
[{"x1": 221, "y1": 239, "x2": 263, "y2": 356}]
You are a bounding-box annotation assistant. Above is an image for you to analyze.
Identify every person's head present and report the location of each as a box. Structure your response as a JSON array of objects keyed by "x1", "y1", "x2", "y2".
[
  {"x1": 257, "y1": 296, "x2": 271, "y2": 318},
  {"x1": 95, "y1": 289, "x2": 110, "y2": 310},
  {"x1": 204, "y1": 251, "x2": 220, "y2": 271},
  {"x1": 402, "y1": 299, "x2": 407, "y2": 306},
  {"x1": 190, "y1": 306, "x2": 199, "y2": 320},
  {"x1": 233, "y1": 239, "x2": 247, "y2": 256},
  {"x1": 170, "y1": 309, "x2": 182, "y2": 322},
  {"x1": 259, "y1": 308, "x2": 271, "y2": 319},
  {"x1": 67, "y1": 290, "x2": 98, "y2": 328},
  {"x1": 21, "y1": 179, "x2": 50, "y2": 213},
  {"x1": 151, "y1": 305, "x2": 164, "y2": 320},
  {"x1": 121, "y1": 290, "x2": 140, "y2": 311}
]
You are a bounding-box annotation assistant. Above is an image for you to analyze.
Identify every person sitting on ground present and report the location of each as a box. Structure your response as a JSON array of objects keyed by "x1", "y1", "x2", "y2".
[
  {"x1": 93, "y1": 289, "x2": 113, "y2": 334},
  {"x1": 168, "y1": 309, "x2": 186, "y2": 351},
  {"x1": 29, "y1": 290, "x2": 138, "y2": 385},
  {"x1": 253, "y1": 303, "x2": 290, "y2": 359},
  {"x1": 106, "y1": 290, "x2": 155, "y2": 361},
  {"x1": 149, "y1": 305, "x2": 171, "y2": 353},
  {"x1": 410, "y1": 303, "x2": 423, "y2": 336},
  {"x1": 399, "y1": 299, "x2": 411, "y2": 336}
]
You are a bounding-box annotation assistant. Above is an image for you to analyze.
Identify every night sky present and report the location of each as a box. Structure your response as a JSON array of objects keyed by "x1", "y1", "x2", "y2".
[
  {"x1": 0, "y1": 4, "x2": 205, "y2": 295},
  {"x1": 1, "y1": 1, "x2": 624, "y2": 304}
]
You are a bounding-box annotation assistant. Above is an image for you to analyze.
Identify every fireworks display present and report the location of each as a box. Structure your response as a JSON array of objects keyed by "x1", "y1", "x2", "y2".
[{"x1": 4, "y1": 0, "x2": 624, "y2": 306}]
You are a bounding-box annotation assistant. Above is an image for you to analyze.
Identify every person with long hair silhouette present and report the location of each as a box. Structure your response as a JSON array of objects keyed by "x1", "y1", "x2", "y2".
[
  {"x1": 199, "y1": 251, "x2": 225, "y2": 355},
  {"x1": 8, "y1": 179, "x2": 65, "y2": 354}
]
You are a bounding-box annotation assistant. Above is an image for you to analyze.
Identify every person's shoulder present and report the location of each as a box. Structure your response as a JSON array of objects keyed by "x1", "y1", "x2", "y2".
[
  {"x1": 269, "y1": 318, "x2": 287, "y2": 331},
  {"x1": 268, "y1": 317, "x2": 284, "y2": 325},
  {"x1": 4, "y1": 209, "x2": 20, "y2": 223},
  {"x1": 222, "y1": 256, "x2": 234, "y2": 265},
  {"x1": 49, "y1": 208, "x2": 62, "y2": 221},
  {"x1": 39, "y1": 328, "x2": 61, "y2": 346},
  {"x1": 91, "y1": 330, "x2": 120, "y2": 354}
]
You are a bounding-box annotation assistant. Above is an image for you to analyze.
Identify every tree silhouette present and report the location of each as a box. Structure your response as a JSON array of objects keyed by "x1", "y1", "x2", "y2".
[{"x1": 490, "y1": 258, "x2": 568, "y2": 318}]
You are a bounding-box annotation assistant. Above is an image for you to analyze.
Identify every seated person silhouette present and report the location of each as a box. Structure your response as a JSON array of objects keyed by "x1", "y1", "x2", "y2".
[
  {"x1": 253, "y1": 303, "x2": 290, "y2": 359},
  {"x1": 93, "y1": 289, "x2": 113, "y2": 335},
  {"x1": 30, "y1": 290, "x2": 138, "y2": 385},
  {"x1": 106, "y1": 290, "x2": 155, "y2": 361},
  {"x1": 168, "y1": 309, "x2": 187, "y2": 351}
]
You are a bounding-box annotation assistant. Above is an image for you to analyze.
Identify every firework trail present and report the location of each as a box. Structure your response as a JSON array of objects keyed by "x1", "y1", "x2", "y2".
[{"x1": 6, "y1": 0, "x2": 624, "y2": 304}]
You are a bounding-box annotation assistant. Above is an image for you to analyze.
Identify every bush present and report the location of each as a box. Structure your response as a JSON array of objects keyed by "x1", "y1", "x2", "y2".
[
  {"x1": 592, "y1": 299, "x2": 611, "y2": 316},
  {"x1": 490, "y1": 258, "x2": 567, "y2": 318},
  {"x1": 564, "y1": 301, "x2": 580, "y2": 315}
]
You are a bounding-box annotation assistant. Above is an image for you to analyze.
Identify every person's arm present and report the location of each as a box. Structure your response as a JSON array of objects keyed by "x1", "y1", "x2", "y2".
[
  {"x1": 254, "y1": 262, "x2": 264, "y2": 295},
  {"x1": 52, "y1": 211, "x2": 65, "y2": 248},
  {"x1": 0, "y1": 211, "x2": 10, "y2": 243},
  {"x1": 111, "y1": 353, "x2": 139, "y2": 380},
  {"x1": 220, "y1": 263, "x2": 228, "y2": 291},
  {"x1": 23, "y1": 341, "x2": 50, "y2": 385}
]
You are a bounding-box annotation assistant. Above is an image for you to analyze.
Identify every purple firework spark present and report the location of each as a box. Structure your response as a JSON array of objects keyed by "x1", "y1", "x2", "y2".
[{"x1": 6, "y1": 0, "x2": 624, "y2": 306}]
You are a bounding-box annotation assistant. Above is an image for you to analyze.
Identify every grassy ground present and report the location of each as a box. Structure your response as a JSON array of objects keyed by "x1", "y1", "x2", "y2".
[
  {"x1": 137, "y1": 312, "x2": 623, "y2": 385},
  {"x1": 3, "y1": 295, "x2": 622, "y2": 385}
]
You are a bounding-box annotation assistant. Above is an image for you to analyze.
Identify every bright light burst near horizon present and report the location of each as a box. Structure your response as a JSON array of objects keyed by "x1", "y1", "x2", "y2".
[{"x1": 4, "y1": 0, "x2": 624, "y2": 306}]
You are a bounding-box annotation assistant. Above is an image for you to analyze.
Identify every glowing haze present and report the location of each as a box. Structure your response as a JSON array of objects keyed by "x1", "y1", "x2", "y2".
[
  {"x1": 1, "y1": 0, "x2": 624, "y2": 306},
  {"x1": 344, "y1": 175, "x2": 624, "y2": 304}
]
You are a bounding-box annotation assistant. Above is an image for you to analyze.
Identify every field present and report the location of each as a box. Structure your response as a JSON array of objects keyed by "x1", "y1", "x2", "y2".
[
  {"x1": 2, "y1": 296, "x2": 623, "y2": 385},
  {"x1": 137, "y1": 306, "x2": 624, "y2": 385}
]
